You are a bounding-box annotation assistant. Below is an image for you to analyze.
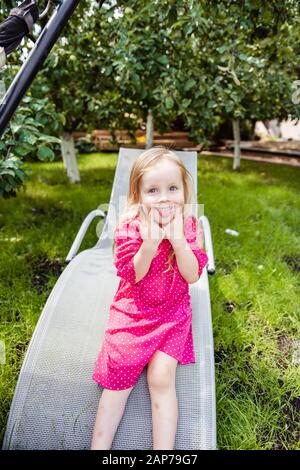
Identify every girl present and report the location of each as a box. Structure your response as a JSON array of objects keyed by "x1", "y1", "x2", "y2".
[{"x1": 90, "y1": 146, "x2": 208, "y2": 450}]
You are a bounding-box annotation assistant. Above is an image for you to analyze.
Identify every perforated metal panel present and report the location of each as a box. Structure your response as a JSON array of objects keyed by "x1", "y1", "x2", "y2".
[{"x1": 2, "y1": 148, "x2": 216, "y2": 450}]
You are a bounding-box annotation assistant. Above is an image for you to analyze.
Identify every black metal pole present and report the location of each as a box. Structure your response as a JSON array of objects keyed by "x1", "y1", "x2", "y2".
[{"x1": 0, "y1": 0, "x2": 81, "y2": 137}]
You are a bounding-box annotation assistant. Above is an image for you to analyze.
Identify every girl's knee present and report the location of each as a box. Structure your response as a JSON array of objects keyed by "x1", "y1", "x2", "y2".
[
  {"x1": 147, "y1": 365, "x2": 176, "y2": 391},
  {"x1": 147, "y1": 351, "x2": 178, "y2": 391}
]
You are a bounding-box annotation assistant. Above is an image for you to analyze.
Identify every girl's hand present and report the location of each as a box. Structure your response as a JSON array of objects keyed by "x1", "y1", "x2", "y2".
[
  {"x1": 163, "y1": 205, "x2": 184, "y2": 247},
  {"x1": 196, "y1": 223, "x2": 205, "y2": 250},
  {"x1": 138, "y1": 206, "x2": 165, "y2": 249}
]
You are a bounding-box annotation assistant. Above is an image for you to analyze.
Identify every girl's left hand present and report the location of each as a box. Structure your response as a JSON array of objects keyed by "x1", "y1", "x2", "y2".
[{"x1": 163, "y1": 205, "x2": 184, "y2": 247}]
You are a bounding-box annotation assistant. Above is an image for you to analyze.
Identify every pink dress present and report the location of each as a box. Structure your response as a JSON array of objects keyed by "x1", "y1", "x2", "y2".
[{"x1": 92, "y1": 214, "x2": 209, "y2": 390}]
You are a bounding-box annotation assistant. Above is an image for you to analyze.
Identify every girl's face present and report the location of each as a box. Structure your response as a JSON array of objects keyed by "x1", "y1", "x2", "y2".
[{"x1": 139, "y1": 159, "x2": 185, "y2": 226}]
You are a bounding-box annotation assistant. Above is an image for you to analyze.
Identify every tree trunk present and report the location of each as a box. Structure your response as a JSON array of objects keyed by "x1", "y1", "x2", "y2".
[
  {"x1": 232, "y1": 118, "x2": 241, "y2": 170},
  {"x1": 146, "y1": 109, "x2": 153, "y2": 149},
  {"x1": 60, "y1": 132, "x2": 80, "y2": 183}
]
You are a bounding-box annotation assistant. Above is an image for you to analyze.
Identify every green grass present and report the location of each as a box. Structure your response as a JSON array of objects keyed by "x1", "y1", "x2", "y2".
[{"x1": 0, "y1": 152, "x2": 299, "y2": 449}]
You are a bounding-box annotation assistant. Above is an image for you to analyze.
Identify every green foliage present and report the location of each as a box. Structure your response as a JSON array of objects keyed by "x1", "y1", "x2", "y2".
[
  {"x1": 0, "y1": 1, "x2": 14, "y2": 18},
  {"x1": 0, "y1": 69, "x2": 63, "y2": 197},
  {"x1": 1, "y1": 95, "x2": 63, "y2": 160},
  {"x1": 85, "y1": 0, "x2": 300, "y2": 140},
  {"x1": 0, "y1": 0, "x2": 300, "y2": 196},
  {"x1": 0, "y1": 156, "x2": 31, "y2": 199},
  {"x1": 0, "y1": 100, "x2": 62, "y2": 197}
]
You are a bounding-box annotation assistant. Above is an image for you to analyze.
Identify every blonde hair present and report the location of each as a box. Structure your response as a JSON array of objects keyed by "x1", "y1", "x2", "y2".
[{"x1": 113, "y1": 145, "x2": 196, "y2": 273}]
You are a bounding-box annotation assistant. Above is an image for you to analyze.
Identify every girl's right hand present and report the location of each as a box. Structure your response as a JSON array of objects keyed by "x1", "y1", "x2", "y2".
[{"x1": 138, "y1": 206, "x2": 165, "y2": 249}]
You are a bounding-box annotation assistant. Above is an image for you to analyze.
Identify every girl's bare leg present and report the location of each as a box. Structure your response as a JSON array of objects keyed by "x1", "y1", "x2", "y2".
[
  {"x1": 90, "y1": 386, "x2": 134, "y2": 450},
  {"x1": 147, "y1": 351, "x2": 178, "y2": 450},
  {"x1": 150, "y1": 386, "x2": 178, "y2": 450}
]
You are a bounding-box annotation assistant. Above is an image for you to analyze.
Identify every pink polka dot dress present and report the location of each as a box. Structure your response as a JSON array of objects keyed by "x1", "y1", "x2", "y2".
[{"x1": 92, "y1": 214, "x2": 209, "y2": 390}]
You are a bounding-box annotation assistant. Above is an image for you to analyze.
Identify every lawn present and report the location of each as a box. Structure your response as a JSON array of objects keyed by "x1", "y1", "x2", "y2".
[{"x1": 0, "y1": 151, "x2": 299, "y2": 449}]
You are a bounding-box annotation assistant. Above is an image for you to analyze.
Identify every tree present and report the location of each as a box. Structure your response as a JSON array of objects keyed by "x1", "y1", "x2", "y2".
[
  {"x1": 1, "y1": 0, "x2": 299, "y2": 198},
  {"x1": 190, "y1": 0, "x2": 300, "y2": 169},
  {"x1": 91, "y1": 0, "x2": 219, "y2": 146},
  {"x1": 0, "y1": 4, "x2": 64, "y2": 197}
]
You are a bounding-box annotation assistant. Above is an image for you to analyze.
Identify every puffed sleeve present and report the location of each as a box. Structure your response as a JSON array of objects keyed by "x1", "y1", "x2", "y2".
[
  {"x1": 113, "y1": 219, "x2": 143, "y2": 285},
  {"x1": 184, "y1": 215, "x2": 208, "y2": 279}
]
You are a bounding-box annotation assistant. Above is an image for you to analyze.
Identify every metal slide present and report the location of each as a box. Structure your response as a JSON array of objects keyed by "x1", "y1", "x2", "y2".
[{"x1": 2, "y1": 147, "x2": 216, "y2": 450}]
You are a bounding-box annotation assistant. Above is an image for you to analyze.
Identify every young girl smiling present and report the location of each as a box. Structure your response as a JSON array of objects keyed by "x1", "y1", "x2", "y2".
[{"x1": 91, "y1": 146, "x2": 208, "y2": 450}]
